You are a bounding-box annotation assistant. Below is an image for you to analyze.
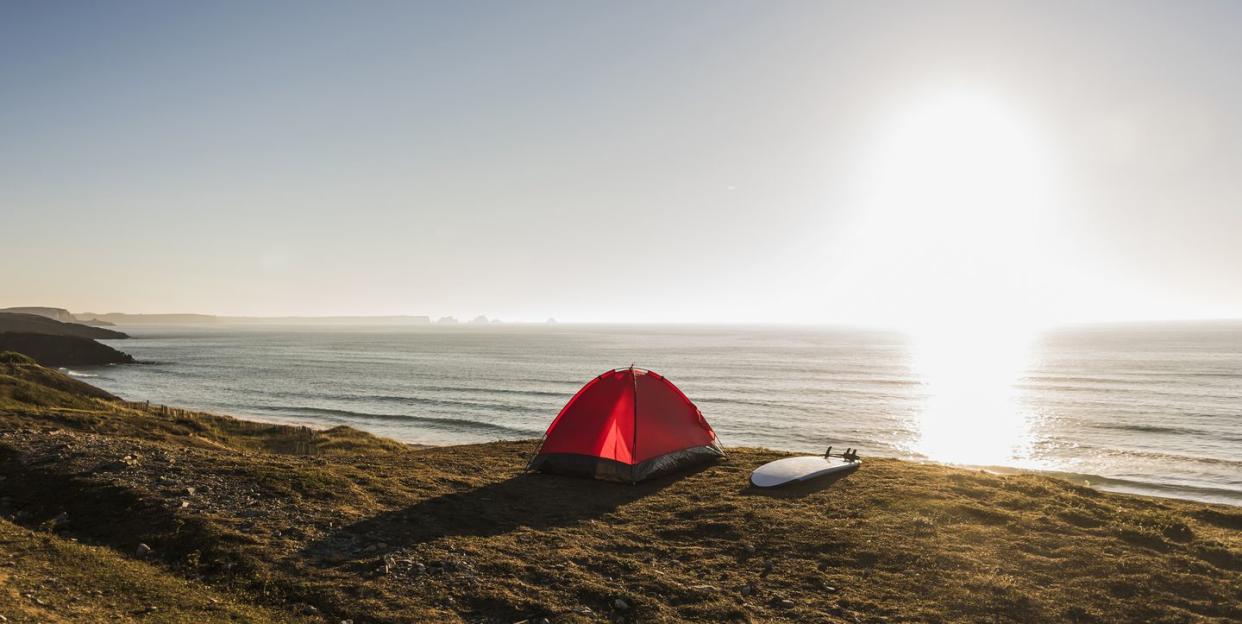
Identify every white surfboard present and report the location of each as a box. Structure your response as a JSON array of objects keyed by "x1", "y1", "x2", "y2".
[{"x1": 750, "y1": 455, "x2": 860, "y2": 488}]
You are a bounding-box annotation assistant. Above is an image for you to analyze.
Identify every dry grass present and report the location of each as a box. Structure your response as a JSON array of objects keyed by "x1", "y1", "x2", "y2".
[
  {"x1": 0, "y1": 358, "x2": 1237, "y2": 623},
  {"x1": 0, "y1": 517, "x2": 308, "y2": 623}
]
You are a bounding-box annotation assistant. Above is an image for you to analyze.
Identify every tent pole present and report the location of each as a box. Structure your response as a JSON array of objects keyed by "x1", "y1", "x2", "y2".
[
  {"x1": 630, "y1": 365, "x2": 639, "y2": 484},
  {"x1": 524, "y1": 434, "x2": 547, "y2": 473}
]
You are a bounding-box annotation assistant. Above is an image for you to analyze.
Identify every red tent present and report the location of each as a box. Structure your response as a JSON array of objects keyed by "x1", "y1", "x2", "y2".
[{"x1": 528, "y1": 367, "x2": 725, "y2": 482}]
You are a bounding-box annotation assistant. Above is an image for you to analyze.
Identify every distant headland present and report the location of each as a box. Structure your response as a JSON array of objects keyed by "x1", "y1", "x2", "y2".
[
  {"x1": 0, "y1": 310, "x2": 133, "y2": 366},
  {"x1": 2, "y1": 306, "x2": 523, "y2": 326}
]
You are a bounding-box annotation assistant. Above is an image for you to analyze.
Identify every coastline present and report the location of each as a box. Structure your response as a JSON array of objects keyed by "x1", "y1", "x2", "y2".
[
  {"x1": 77, "y1": 322, "x2": 1242, "y2": 510},
  {"x1": 58, "y1": 379, "x2": 1242, "y2": 509},
  {"x1": 1, "y1": 358, "x2": 1238, "y2": 622}
]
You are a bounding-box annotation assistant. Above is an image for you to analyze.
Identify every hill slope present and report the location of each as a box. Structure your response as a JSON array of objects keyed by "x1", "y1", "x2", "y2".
[
  {"x1": 0, "y1": 357, "x2": 1237, "y2": 623},
  {"x1": 0, "y1": 515, "x2": 308, "y2": 623},
  {"x1": 0, "y1": 312, "x2": 129, "y2": 339},
  {"x1": 0, "y1": 306, "x2": 77, "y2": 322},
  {"x1": 0, "y1": 333, "x2": 134, "y2": 366}
]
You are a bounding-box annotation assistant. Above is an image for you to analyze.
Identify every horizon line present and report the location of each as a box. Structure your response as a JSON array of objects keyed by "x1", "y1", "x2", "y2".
[{"x1": 8, "y1": 307, "x2": 1241, "y2": 329}]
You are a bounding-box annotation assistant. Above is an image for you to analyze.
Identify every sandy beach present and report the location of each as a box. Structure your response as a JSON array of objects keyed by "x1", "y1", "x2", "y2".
[{"x1": 0, "y1": 356, "x2": 1237, "y2": 623}]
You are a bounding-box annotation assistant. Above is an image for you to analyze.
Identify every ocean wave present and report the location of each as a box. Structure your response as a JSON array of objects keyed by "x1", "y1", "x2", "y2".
[
  {"x1": 694, "y1": 396, "x2": 821, "y2": 412},
  {"x1": 998, "y1": 467, "x2": 1242, "y2": 505},
  {"x1": 1026, "y1": 372, "x2": 1242, "y2": 385},
  {"x1": 1069, "y1": 445, "x2": 1242, "y2": 469},
  {"x1": 1020, "y1": 382, "x2": 1242, "y2": 402},
  {"x1": 419, "y1": 385, "x2": 570, "y2": 398},
  {"x1": 223, "y1": 388, "x2": 551, "y2": 414},
  {"x1": 1030, "y1": 397, "x2": 1240, "y2": 416},
  {"x1": 695, "y1": 387, "x2": 915, "y2": 411},
  {"x1": 362, "y1": 394, "x2": 546, "y2": 413},
  {"x1": 1088, "y1": 422, "x2": 1242, "y2": 441},
  {"x1": 246, "y1": 404, "x2": 538, "y2": 438},
  {"x1": 368, "y1": 386, "x2": 569, "y2": 402}
]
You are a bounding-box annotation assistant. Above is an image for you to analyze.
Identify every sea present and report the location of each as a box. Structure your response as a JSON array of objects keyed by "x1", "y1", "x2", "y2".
[{"x1": 72, "y1": 322, "x2": 1242, "y2": 506}]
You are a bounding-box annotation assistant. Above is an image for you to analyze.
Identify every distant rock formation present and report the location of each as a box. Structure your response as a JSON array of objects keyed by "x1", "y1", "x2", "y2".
[
  {"x1": 470, "y1": 315, "x2": 490, "y2": 324},
  {"x1": 437, "y1": 316, "x2": 458, "y2": 324},
  {"x1": 0, "y1": 306, "x2": 77, "y2": 323},
  {"x1": 75, "y1": 312, "x2": 218, "y2": 325},
  {"x1": 214, "y1": 315, "x2": 432, "y2": 325},
  {"x1": 0, "y1": 313, "x2": 129, "y2": 339},
  {"x1": 0, "y1": 333, "x2": 134, "y2": 366}
]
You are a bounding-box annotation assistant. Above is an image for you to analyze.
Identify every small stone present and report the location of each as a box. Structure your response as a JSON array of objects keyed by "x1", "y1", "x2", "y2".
[
  {"x1": 613, "y1": 598, "x2": 630, "y2": 611},
  {"x1": 183, "y1": 487, "x2": 195, "y2": 496},
  {"x1": 136, "y1": 543, "x2": 152, "y2": 557},
  {"x1": 777, "y1": 599, "x2": 796, "y2": 609}
]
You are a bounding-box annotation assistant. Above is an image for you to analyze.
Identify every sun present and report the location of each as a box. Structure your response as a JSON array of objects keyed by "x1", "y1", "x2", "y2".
[
  {"x1": 850, "y1": 89, "x2": 1055, "y2": 326},
  {"x1": 844, "y1": 88, "x2": 1057, "y2": 465}
]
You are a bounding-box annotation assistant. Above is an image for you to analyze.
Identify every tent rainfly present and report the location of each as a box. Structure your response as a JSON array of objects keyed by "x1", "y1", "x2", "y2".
[{"x1": 528, "y1": 367, "x2": 724, "y2": 482}]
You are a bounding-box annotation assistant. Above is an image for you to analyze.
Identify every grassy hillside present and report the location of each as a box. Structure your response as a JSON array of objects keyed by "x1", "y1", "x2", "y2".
[
  {"x1": 0, "y1": 312, "x2": 129, "y2": 339},
  {"x1": 0, "y1": 516, "x2": 309, "y2": 623},
  {"x1": 0, "y1": 356, "x2": 1237, "y2": 623}
]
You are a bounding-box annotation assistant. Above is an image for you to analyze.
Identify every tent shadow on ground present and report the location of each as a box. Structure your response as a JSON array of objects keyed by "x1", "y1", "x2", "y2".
[{"x1": 300, "y1": 466, "x2": 715, "y2": 566}]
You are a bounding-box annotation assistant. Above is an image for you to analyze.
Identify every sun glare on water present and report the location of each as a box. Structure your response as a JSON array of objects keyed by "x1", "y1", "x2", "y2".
[
  {"x1": 908, "y1": 324, "x2": 1037, "y2": 466},
  {"x1": 851, "y1": 89, "x2": 1056, "y2": 466}
]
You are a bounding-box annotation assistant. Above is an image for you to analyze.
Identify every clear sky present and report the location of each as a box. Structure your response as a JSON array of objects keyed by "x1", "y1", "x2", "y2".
[{"x1": 3, "y1": 1, "x2": 1241, "y2": 324}]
